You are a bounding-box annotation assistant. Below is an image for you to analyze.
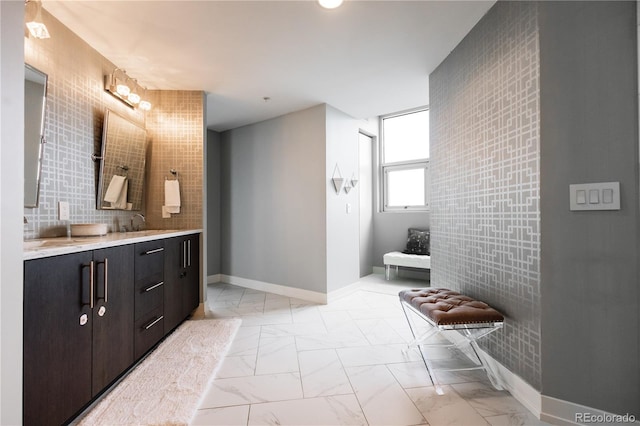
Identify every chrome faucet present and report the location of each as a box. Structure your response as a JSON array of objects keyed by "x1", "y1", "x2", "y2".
[{"x1": 131, "y1": 213, "x2": 145, "y2": 231}]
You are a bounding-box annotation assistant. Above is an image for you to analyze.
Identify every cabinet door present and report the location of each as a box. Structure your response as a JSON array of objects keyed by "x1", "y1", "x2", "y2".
[
  {"x1": 92, "y1": 245, "x2": 134, "y2": 395},
  {"x1": 182, "y1": 234, "x2": 200, "y2": 317},
  {"x1": 24, "y1": 252, "x2": 93, "y2": 426}
]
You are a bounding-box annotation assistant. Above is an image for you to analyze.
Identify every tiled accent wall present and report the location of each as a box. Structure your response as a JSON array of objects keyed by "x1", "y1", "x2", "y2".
[
  {"x1": 23, "y1": 9, "x2": 204, "y2": 238},
  {"x1": 429, "y1": 2, "x2": 541, "y2": 388},
  {"x1": 144, "y1": 90, "x2": 204, "y2": 230}
]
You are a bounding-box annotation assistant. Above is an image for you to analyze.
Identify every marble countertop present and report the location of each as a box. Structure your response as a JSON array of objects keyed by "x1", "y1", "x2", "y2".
[{"x1": 23, "y1": 229, "x2": 203, "y2": 261}]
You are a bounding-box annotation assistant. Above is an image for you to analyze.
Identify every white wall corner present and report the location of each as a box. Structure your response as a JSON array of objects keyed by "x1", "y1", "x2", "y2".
[{"x1": 207, "y1": 274, "x2": 222, "y2": 284}]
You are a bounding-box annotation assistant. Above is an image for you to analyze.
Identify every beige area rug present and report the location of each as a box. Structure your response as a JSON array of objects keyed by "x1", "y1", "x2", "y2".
[{"x1": 78, "y1": 318, "x2": 242, "y2": 426}]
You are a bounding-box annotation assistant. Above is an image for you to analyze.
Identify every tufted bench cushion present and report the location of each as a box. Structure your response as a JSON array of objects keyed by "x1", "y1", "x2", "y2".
[{"x1": 399, "y1": 288, "x2": 504, "y2": 326}]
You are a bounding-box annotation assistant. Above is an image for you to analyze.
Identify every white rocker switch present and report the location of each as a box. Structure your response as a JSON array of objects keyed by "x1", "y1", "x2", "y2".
[{"x1": 570, "y1": 182, "x2": 620, "y2": 211}]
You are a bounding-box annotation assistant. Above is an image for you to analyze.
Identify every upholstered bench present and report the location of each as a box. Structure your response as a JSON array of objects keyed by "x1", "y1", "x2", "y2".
[
  {"x1": 399, "y1": 288, "x2": 504, "y2": 395},
  {"x1": 383, "y1": 251, "x2": 431, "y2": 280}
]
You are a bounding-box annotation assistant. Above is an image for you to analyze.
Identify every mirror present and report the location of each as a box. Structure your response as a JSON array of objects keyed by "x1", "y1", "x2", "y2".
[
  {"x1": 97, "y1": 109, "x2": 147, "y2": 210},
  {"x1": 24, "y1": 64, "x2": 47, "y2": 208}
]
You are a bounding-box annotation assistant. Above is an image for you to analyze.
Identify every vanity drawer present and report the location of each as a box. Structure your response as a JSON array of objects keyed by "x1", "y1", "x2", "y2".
[
  {"x1": 134, "y1": 241, "x2": 164, "y2": 281},
  {"x1": 134, "y1": 306, "x2": 164, "y2": 360},
  {"x1": 135, "y1": 274, "x2": 163, "y2": 320}
]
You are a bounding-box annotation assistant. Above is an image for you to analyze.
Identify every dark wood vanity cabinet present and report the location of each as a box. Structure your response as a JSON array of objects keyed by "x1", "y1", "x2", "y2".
[
  {"x1": 164, "y1": 234, "x2": 200, "y2": 333},
  {"x1": 133, "y1": 240, "x2": 166, "y2": 360},
  {"x1": 23, "y1": 232, "x2": 201, "y2": 425},
  {"x1": 23, "y1": 245, "x2": 134, "y2": 426}
]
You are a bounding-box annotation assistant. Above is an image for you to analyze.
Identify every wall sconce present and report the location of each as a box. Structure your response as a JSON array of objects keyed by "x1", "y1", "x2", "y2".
[
  {"x1": 25, "y1": 0, "x2": 50, "y2": 39},
  {"x1": 105, "y1": 68, "x2": 152, "y2": 110}
]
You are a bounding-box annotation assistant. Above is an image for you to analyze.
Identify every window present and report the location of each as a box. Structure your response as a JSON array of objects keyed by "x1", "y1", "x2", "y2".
[{"x1": 380, "y1": 107, "x2": 429, "y2": 211}]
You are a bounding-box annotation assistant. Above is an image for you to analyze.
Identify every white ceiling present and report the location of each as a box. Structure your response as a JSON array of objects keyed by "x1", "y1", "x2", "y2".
[{"x1": 42, "y1": 1, "x2": 495, "y2": 132}]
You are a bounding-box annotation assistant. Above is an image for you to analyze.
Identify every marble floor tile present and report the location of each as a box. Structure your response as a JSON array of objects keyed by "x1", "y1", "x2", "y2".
[
  {"x1": 226, "y1": 326, "x2": 261, "y2": 357},
  {"x1": 450, "y1": 381, "x2": 533, "y2": 417},
  {"x1": 337, "y1": 343, "x2": 420, "y2": 367},
  {"x1": 386, "y1": 361, "x2": 432, "y2": 389},
  {"x1": 291, "y1": 305, "x2": 324, "y2": 323},
  {"x1": 192, "y1": 405, "x2": 250, "y2": 425},
  {"x1": 217, "y1": 355, "x2": 257, "y2": 379},
  {"x1": 346, "y1": 365, "x2": 426, "y2": 426},
  {"x1": 299, "y1": 349, "x2": 353, "y2": 397},
  {"x1": 198, "y1": 280, "x2": 542, "y2": 426},
  {"x1": 355, "y1": 318, "x2": 407, "y2": 345},
  {"x1": 199, "y1": 372, "x2": 303, "y2": 408},
  {"x1": 406, "y1": 385, "x2": 490, "y2": 426},
  {"x1": 485, "y1": 412, "x2": 552, "y2": 426},
  {"x1": 255, "y1": 336, "x2": 299, "y2": 375},
  {"x1": 247, "y1": 395, "x2": 368, "y2": 426},
  {"x1": 295, "y1": 328, "x2": 370, "y2": 351},
  {"x1": 260, "y1": 322, "x2": 327, "y2": 338}
]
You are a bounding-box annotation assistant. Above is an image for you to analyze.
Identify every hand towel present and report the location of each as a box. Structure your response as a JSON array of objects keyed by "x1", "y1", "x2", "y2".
[
  {"x1": 165, "y1": 179, "x2": 181, "y2": 214},
  {"x1": 104, "y1": 175, "x2": 126, "y2": 203},
  {"x1": 112, "y1": 178, "x2": 128, "y2": 210}
]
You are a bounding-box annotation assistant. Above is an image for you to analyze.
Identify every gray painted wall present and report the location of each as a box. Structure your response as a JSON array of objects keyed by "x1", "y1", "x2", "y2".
[
  {"x1": 430, "y1": 1, "x2": 542, "y2": 389},
  {"x1": 220, "y1": 105, "x2": 328, "y2": 293},
  {"x1": 207, "y1": 129, "x2": 222, "y2": 276},
  {"x1": 326, "y1": 105, "x2": 360, "y2": 292},
  {"x1": 538, "y1": 1, "x2": 639, "y2": 416}
]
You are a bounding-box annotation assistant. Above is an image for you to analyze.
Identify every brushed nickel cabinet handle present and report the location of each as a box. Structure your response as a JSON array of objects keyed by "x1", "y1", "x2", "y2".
[
  {"x1": 143, "y1": 281, "x2": 164, "y2": 292},
  {"x1": 104, "y1": 257, "x2": 108, "y2": 303},
  {"x1": 182, "y1": 241, "x2": 187, "y2": 269},
  {"x1": 89, "y1": 260, "x2": 95, "y2": 309},
  {"x1": 143, "y1": 248, "x2": 164, "y2": 255},
  {"x1": 144, "y1": 315, "x2": 164, "y2": 330},
  {"x1": 96, "y1": 258, "x2": 109, "y2": 303},
  {"x1": 187, "y1": 239, "x2": 191, "y2": 267}
]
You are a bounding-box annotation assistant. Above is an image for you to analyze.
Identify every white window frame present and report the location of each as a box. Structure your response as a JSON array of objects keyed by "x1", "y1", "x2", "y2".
[{"x1": 380, "y1": 107, "x2": 430, "y2": 212}]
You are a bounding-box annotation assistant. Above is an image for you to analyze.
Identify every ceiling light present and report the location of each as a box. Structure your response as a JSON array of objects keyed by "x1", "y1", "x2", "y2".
[
  {"x1": 25, "y1": 0, "x2": 50, "y2": 39},
  {"x1": 318, "y1": 0, "x2": 343, "y2": 9}
]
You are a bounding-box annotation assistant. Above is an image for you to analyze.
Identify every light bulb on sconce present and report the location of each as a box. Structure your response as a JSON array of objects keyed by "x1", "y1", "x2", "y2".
[{"x1": 127, "y1": 79, "x2": 141, "y2": 104}]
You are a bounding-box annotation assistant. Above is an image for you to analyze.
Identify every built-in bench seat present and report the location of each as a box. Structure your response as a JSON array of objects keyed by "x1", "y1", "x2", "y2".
[
  {"x1": 383, "y1": 251, "x2": 431, "y2": 280},
  {"x1": 399, "y1": 288, "x2": 505, "y2": 395}
]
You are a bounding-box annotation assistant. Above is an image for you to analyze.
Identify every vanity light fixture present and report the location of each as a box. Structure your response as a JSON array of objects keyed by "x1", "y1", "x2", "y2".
[
  {"x1": 25, "y1": 0, "x2": 51, "y2": 39},
  {"x1": 318, "y1": 0, "x2": 343, "y2": 9},
  {"x1": 105, "y1": 68, "x2": 152, "y2": 110}
]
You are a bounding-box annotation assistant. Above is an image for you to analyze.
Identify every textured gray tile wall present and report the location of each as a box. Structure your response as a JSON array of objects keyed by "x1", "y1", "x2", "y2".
[
  {"x1": 145, "y1": 90, "x2": 204, "y2": 230},
  {"x1": 23, "y1": 9, "x2": 204, "y2": 238},
  {"x1": 429, "y1": 2, "x2": 541, "y2": 389}
]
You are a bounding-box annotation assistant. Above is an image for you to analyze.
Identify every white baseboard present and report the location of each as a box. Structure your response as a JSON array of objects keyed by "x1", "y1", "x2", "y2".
[
  {"x1": 218, "y1": 274, "x2": 328, "y2": 304},
  {"x1": 207, "y1": 273, "x2": 222, "y2": 284},
  {"x1": 540, "y1": 395, "x2": 639, "y2": 425}
]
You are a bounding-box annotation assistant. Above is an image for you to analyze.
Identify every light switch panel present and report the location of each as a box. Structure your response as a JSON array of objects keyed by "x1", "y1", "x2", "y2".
[{"x1": 570, "y1": 182, "x2": 620, "y2": 211}]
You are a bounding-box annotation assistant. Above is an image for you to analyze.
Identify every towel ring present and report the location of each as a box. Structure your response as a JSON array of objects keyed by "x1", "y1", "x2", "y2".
[{"x1": 166, "y1": 169, "x2": 178, "y2": 180}]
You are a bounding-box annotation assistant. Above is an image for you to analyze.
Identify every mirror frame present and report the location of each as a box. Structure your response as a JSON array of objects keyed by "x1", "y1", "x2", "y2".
[{"x1": 24, "y1": 64, "x2": 48, "y2": 208}]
